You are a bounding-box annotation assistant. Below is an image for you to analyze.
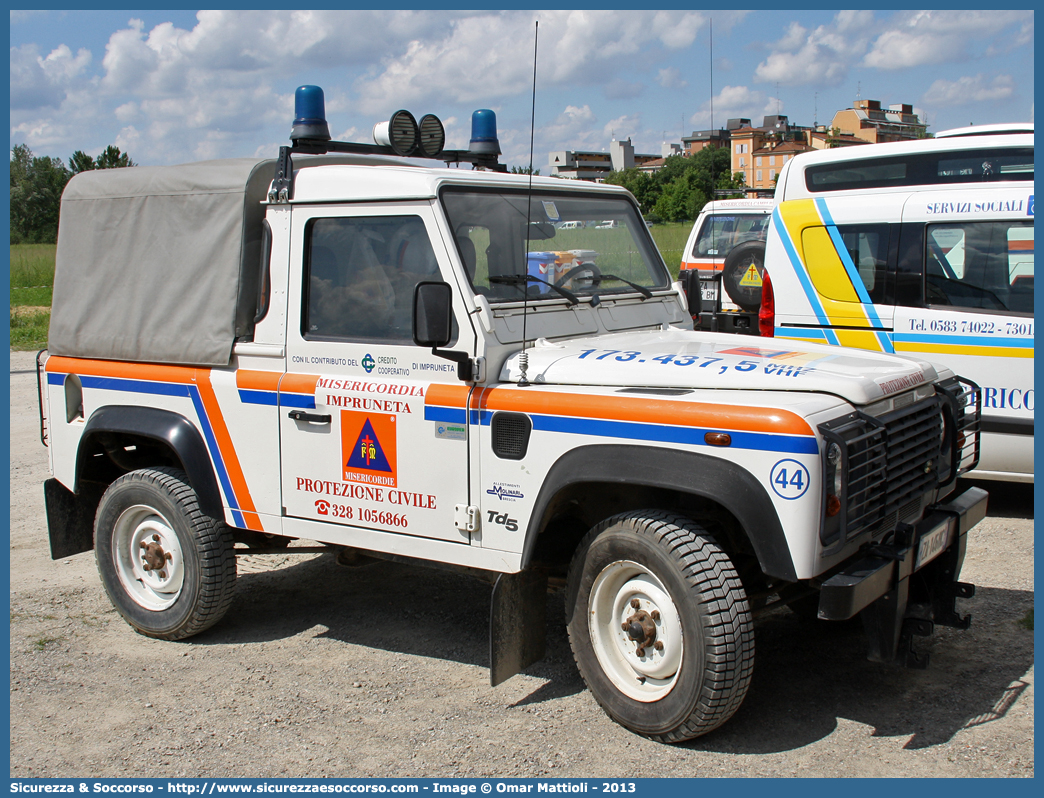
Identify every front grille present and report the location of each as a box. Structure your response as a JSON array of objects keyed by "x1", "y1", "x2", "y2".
[{"x1": 819, "y1": 396, "x2": 944, "y2": 551}]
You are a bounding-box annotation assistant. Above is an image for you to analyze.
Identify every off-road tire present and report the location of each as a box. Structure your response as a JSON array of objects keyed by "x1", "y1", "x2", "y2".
[
  {"x1": 95, "y1": 467, "x2": 236, "y2": 640},
  {"x1": 566, "y1": 511, "x2": 754, "y2": 742},
  {"x1": 722, "y1": 241, "x2": 766, "y2": 311}
]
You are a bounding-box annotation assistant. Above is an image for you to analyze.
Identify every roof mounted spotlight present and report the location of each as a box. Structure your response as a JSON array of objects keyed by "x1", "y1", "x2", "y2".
[
  {"x1": 290, "y1": 85, "x2": 331, "y2": 143},
  {"x1": 373, "y1": 110, "x2": 419, "y2": 156},
  {"x1": 468, "y1": 109, "x2": 501, "y2": 156},
  {"x1": 417, "y1": 114, "x2": 446, "y2": 158}
]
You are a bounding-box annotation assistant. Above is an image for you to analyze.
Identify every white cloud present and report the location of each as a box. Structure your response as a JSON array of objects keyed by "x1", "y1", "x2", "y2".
[
  {"x1": 604, "y1": 114, "x2": 641, "y2": 141},
  {"x1": 688, "y1": 85, "x2": 773, "y2": 129},
  {"x1": 542, "y1": 104, "x2": 602, "y2": 155},
  {"x1": 354, "y1": 10, "x2": 713, "y2": 115},
  {"x1": 10, "y1": 43, "x2": 91, "y2": 110},
  {"x1": 754, "y1": 11, "x2": 871, "y2": 87},
  {"x1": 657, "y1": 67, "x2": 687, "y2": 90},
  {"x1": 922, "y1": 74, "x2": 1016, "y2": 106},
  {"x1": 863, "y1": 10, "x2": 1033, "y2": 69}
]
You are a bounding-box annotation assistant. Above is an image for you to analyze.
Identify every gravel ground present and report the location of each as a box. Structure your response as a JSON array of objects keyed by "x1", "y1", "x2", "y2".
[{"x1": 9, "y1": 350, "x2": 1034, "y2": 778}]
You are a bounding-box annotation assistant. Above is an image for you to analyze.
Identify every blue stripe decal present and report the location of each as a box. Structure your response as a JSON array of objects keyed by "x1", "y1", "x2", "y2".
[
  {"x1": 280, "y1": 393, "x2": 317, "y2": 409},
  {"x1": 48, "y1": 373, "x2": 63, "y2": 386},
  {"x1": 773, "y1": 207, "x2": 840, "y2": 346},
  {"x1": 530, "y1": 414, "x2": 819, "y2": 454},
  {"x1": 776, "y1": 327, "x2": 830, "y2": 341},
  {"x1": 187, "y1": 386, "x2": 245, "y2": 528},
  {"x1": 893, "y1": 333, "x2": 1034, "y2": 349},
  {"x1": 815, "y1": 199, "x2": 894, "y2": 353},
  {"x1": 424, "y1": 405, "x2": 467, "y2": 424},
  {"x1": 238, "y1": 389, "x2": 278, "y2": 406},
  {"x1": 432, "y1": 401, "x2": 816, "y2": 454},
  {"x1": 80, "y1": 376, "x2": 190, "y2": 398}
]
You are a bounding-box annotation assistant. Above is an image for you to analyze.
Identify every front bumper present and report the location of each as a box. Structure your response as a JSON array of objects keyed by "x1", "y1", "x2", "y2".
[
  {"x1": 818, "y1": 486, "x2": 986, "y2": 621},
  {"x1": 814, "y1": 486, "x2": 986, "y2": 664}
]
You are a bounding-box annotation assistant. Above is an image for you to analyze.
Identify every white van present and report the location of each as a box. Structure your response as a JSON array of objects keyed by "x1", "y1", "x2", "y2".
[
  {"x1": 760, "y1": 125, "x2": 1034, "y2": 481},
  {"x1": 680, "y1": 198, "x2": 773, "y2": 310}
]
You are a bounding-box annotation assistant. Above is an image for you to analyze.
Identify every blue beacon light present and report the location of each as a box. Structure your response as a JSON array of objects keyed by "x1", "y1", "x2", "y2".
[
  {"x1": 469, "y1": 109, "x2": 501, "y2": 155},
  {"x1": 291, "y1": 85, "x2": 331, "y2": 142}
]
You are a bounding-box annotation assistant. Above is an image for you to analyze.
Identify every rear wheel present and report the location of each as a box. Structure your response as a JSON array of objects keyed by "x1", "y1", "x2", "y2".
[
  {"x1": 95, "y1": 467, "x2": 236, "y2": 640},
  {"x1": 566, "y1": 511, "x2": 754, "y2": 741}
]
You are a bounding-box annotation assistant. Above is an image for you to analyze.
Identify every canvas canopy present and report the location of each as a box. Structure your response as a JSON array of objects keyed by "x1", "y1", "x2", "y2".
[{"x1": 49, "y1": 158, "x2": 275, "y2": 367}]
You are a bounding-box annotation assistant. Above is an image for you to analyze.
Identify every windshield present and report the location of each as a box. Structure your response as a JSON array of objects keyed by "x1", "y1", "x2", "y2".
[{"x1": 441, "y1": 187, "x2": 670, "y2": 303}]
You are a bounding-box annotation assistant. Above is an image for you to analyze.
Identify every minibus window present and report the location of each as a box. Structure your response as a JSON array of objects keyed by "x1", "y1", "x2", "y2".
[
  {"x1": 806, "y1": 148, "x2": 1034, "y2": 192},
  {"x1": 925, "y1": 221, "x2": 1034, "y2": 314}
]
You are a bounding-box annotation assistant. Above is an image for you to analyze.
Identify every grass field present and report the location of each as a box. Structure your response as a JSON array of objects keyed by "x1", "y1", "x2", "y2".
[
  {"x1": 10, "y1": 244, "x2": 55, "y2": 350},
  {"x1": 7, "y1": 224, "x2": 692, "y2": 351}
]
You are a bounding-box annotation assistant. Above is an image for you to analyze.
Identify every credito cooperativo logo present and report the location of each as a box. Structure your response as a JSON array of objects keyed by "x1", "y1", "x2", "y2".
[{"x1": 362, "y1": 353, "x2": 376, "y2": 373}]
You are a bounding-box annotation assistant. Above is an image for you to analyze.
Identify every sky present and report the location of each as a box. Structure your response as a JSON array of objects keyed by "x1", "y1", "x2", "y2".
[{"x1": 9, "y1": 8, "x2": 1035, "y2": 170}]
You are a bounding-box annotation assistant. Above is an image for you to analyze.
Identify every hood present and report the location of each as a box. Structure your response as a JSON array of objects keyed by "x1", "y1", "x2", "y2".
[{"x1": 500, "y1": 330, "x2": 939, "y2": 407}]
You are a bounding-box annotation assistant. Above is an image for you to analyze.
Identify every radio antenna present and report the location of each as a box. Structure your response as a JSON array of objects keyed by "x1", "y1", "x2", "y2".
[{"x1": 517, "y1": 19, "x2": 539, "y2": 387}]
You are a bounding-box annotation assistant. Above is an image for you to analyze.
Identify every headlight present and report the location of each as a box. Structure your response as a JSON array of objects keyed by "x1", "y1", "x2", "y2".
[{"x1": 826, "y1": 442, "x2": 843, "y2": 515}]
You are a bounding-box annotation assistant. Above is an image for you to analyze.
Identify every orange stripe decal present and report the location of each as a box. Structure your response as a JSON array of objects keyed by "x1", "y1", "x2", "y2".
[
  {"x1": 426, "y1": 383, "x2": 471, "y2": 408},
  {"x1": 195, "y1": 371, "x2": 264, "y2": 532},
  {"x1": 279, "y1": 373, "x2": 320, "y2": 395},
  {"x1": 237, "y1": 369, "x2": 282, "y2": 392},
  {"x1": 46, "y1": 356, "x2": 197, "y2": 385},
  {"x1": 480, "y1": 388, "x2": 813, "y2": 437}
]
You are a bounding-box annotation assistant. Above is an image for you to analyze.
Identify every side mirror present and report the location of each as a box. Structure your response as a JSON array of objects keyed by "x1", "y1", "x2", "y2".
[{"x1": 413, "y1": 281, "x2": 453, "y2": 348}]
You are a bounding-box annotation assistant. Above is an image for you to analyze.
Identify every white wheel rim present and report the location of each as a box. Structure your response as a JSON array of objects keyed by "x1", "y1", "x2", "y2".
[
  {"x1": 113, "y1": 504, "x2": 185, "y2": 611},
  {"x1": 588, "y1": 560, "x2": 684, "y2": 702}
]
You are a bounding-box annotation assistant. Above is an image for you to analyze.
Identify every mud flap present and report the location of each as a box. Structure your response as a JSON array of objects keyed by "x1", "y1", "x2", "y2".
[
  {"x1": 44, "y1": 478, "x2": 103, "y2": 560},
  {"x1": 489, "y1": 568, "x2": 547, "y2": 687}
]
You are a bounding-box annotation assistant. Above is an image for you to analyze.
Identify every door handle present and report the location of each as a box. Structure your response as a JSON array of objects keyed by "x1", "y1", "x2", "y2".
[{"x1": 288, "y1": 410, "x2": 332, "y2": 424}]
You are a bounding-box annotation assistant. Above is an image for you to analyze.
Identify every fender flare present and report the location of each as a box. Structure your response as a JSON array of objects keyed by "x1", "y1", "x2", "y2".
[
  {"x1": 521, "y1": 443, "x2": 798, "y2": 582},
  {"x1": 77, "y1": 405, "x2": 223, "y2": 519}
]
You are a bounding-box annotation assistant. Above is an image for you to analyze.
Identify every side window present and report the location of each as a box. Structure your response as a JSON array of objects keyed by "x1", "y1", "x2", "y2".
[
  {"x1": 303, "y1": 215, "x2": 441, "y2": 342},
  {"x1": 925, "y1": 221, "x2": 1033, "y2": 313},
  {"x1": 836, "y1": 223, "x2": 890, "y2": 299}
]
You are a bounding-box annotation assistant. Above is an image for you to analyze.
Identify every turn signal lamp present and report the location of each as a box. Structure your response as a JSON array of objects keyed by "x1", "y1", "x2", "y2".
[
  {"x1": 291, "y1": 85, "x2": 331, "y2": 143},
  {"x1": 373, "y1": 110, "x2": 419, "y2": 156},
  {"x1": 469, "y1": 109, "x2": 502, "y2": 155}
]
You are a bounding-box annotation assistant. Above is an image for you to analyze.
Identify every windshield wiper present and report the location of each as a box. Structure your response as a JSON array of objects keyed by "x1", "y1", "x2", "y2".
[
  {"x1": 489, "y1": 274, "x2": 580, "y2": 305},
  {"x1": 596, "y1": 274, "x2": 653, "y2": 300}
]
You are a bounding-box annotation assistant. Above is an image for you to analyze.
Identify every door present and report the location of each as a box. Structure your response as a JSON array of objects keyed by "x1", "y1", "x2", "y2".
[
  {"x1": 893, "y1": 190, "x2": 1034, "y2": 477},
  {"x1": 278, "y1": 202, "x2": 475, "y2": 543}
]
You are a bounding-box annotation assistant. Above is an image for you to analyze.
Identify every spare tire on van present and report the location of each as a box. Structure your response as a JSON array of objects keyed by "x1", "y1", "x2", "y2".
[{"x1": 722, "y1": 241, "x2": 766, "y2": 312}]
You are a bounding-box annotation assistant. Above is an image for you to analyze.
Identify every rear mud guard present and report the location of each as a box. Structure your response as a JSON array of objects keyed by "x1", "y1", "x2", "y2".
[{"x1": 44, "y1": 478, "x2": 104, "y2": 560}]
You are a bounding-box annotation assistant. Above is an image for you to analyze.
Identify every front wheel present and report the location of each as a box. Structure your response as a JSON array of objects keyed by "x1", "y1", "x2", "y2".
[
  {"x1": 95, "y1": 467, "x2": 236, "y2": 640},
  {"x1": 566, "y1": 511, "x2": 754, "y2": 742}
]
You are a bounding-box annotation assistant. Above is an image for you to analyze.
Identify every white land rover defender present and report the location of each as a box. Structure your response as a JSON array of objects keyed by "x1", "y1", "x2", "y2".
[{"x1": 40, "y1": 86, "x2": 987, "y2": 742}]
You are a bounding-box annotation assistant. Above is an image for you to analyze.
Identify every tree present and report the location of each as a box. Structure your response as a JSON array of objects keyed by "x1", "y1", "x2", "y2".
[
  {"x1": 603, "y1": 168, "x2": 659, "y2": 215},
  {"x1": 509, "y1": 165, "x2": 540, "y2": 175},
  {"x1": 10, "y1": 144, "x2": 70, "y2": 244},
  {"x1": 642, "y1": 147, "x2": 745, "y2": 222},
  {"x1": 11, "y1": 143, "x2": 136, "y2": 244},
  {"x1": 68, "y1": 150, "x2": 96, "y2": 174},
  {"x1": 94, "y1": 145, "x2": 136, "y2": 169}
]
